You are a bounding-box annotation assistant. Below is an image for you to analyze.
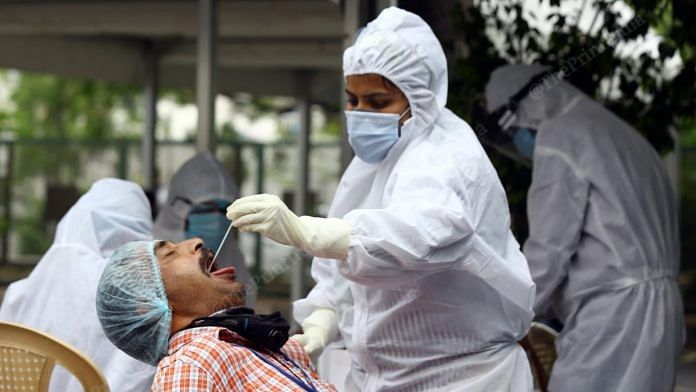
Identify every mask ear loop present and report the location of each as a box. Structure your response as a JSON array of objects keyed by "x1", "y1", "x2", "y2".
[{"x1": 397, "y1": 107, "x2": 411, "y2": 137}]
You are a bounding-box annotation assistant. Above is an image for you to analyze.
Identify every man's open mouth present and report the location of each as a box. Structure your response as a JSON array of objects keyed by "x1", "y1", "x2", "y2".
[
  {"x1": 199, "y1": 248, "x2": 216, "y2": 275},
  {"x1": 200, "y1": 248, "x2": 236, "y2": 280}
]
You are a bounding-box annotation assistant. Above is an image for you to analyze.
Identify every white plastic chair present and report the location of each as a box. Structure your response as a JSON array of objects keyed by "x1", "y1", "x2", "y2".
[
  {"x1": 0, "y1": 321, "x2": 109, "y2": 391},
  {"x1": 521, "y1": 322, "x2": 559, "y2": 392}
]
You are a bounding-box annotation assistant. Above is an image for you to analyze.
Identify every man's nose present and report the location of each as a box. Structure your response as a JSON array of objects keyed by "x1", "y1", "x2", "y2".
[{"x1": 182, "y1": 238, "x2": 204, "y2": 254}]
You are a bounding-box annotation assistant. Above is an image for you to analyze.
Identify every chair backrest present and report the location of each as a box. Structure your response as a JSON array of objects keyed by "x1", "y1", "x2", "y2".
[
  {"x1": 0, "y1": 321, "x2": 109, "y2": 392},
  {"x1": 520, "y1": 322, "x2": 559, "y2": 392}
]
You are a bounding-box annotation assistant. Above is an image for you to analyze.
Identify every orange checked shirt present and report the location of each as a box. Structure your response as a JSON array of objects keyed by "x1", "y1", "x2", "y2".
[{"x1": 151, "y1": 326, "x2": 337, "y2": 392}]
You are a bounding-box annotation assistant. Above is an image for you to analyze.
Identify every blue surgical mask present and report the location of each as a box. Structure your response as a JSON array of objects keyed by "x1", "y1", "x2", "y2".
[
  {"x1": 185, "y1": 199, "x2": 230, "y2": 251},
  {"x1": 512, "y1": 127, "x2": 537, "y2": 160},
  {"x1": 345, "y1": 108, "x2": 411, "y2": 164}
]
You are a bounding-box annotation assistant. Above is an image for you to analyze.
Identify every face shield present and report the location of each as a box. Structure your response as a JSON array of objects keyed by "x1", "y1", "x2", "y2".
[
  {"x1": 477, "y1": 70, "x2": 554, "y2": 165},
  {"x1": 184, "y1": 198, "x2": 230, "y2": 252}
]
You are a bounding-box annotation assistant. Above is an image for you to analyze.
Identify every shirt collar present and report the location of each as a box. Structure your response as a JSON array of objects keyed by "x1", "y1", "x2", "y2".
[{"x1": 167, "y1": 326, "x2": 252, "y2": 355}]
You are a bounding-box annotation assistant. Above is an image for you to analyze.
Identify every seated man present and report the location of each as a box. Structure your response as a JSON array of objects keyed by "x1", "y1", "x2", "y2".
[{"x1": 96, "y1": 238, "x2": 336, "y2": 391}]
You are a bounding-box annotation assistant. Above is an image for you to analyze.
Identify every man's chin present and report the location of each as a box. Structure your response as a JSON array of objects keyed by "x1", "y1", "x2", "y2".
[
  {"x1": 226, "y1": 283, "x2": 247, "y2": 307},
  {"x1": 235, "y1": 284, "x2": 247, "y2": 302},
  {"x1": 210, "y1": 283, "x2": 246, "y2": 312}
]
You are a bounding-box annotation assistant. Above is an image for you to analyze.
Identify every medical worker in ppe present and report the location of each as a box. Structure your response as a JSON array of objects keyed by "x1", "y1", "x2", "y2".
[
  {"x1": 0, "y1": 179, "x2": 156, "y2": 392},
  {"x1": 484, "y1": 64, "x2": 684, "y2": 391},
  {"x1": 227, "y1": 7, "x2": 536, "y2": 391},
  {"x1": 154, "y1": 151, "x2": 254, "y2": 305}
]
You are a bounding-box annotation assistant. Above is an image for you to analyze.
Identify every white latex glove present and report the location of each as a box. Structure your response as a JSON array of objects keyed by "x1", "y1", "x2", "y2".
[
  {"x1": 289, "y1": 308, "x2": 339, "y2": 361},
  {"x1": 226, "y1": 194, "x2": 350, "y2": 260}
]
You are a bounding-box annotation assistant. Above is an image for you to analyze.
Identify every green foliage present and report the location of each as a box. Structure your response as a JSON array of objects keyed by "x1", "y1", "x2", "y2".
[
  {"x1": 219, "y1": 122, "x2": 241, "y2": 142},
  {"x1": 1, "y1": 72, "x2": 142, "y2": 182},
  {"x1": 16, "y1": 196, "x2": 52, "y2": 255},
  {"x1": 321, "y1": 115, "x2": 342, "y2": 138},
  {"x1": 0, "y1": 112, "x2": 8, "y2": 132},
  {"x1": 8, "y1": 73, "x2": 140, "y2": 140},
  {"x1": 452, "y1": 0, "x2": 693, "y2": 154},
  {"x1": 449, "y1": 4, "x2": 532, "y2": 238},
  {"x1": 681, "y1": 148, "x2": 696, "y2": 310},
  {"x1": 680, "y1": 118, "x2": 696, "y2": 146}
]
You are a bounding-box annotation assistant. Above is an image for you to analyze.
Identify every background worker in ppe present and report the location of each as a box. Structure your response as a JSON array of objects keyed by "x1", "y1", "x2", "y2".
[
  {"x1": 154, "y1": 151, "x2": 254, "y2": 305},
  {"x1": 227, "y1": 7, "x2": 536, "y2": 391},
  {"x1": 0, "y1": 178, "x2": 157, "y2": 392},
  {"x1": 484, "y1": 64, "x2": 684, "y2": 391}
]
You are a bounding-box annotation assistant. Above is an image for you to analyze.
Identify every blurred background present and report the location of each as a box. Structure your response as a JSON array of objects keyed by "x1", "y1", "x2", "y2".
[{"x1": 0, "y1": 0, "x2": 693, "y2": 387}]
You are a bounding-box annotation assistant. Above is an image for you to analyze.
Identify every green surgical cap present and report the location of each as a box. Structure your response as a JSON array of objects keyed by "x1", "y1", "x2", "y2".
[{"x1": 96, "y1": 240, "x2": 172, "y2": 366}]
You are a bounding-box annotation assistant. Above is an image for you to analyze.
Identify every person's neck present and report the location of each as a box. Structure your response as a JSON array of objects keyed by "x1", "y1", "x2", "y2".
[
  {"x1": 170, "y1": 306, "x2": 239, "y2": 335},
  {"x1": 171, "y1": 314, "x2": 197, "y2": 335}
]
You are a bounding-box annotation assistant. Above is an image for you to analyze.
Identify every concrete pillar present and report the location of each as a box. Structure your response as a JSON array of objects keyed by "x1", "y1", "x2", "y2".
[
  {"x1": 291, "y1": 71, "x2": 312, "y2": 306},
  {"x1": 196, "y1": 0, "x2": 218, "y2": 153},
  {"x1": 340, "y1": 0, "x2": 376, "y2": 174},
  {"x1": 142, "y1": 42, "x2": 159, "y2": 191}
]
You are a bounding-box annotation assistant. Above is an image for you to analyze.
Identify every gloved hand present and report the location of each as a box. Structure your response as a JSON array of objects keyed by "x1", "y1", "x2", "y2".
[
  {"x1": 289, "y1": 308, "x2": 339, "y2": 361},
  {"x1": 226, "y1": 194, "x2": 350, "y2": 260}
]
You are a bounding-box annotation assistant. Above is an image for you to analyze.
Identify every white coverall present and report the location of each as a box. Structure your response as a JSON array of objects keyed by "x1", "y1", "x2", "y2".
[
  {"x1": 0, "y1": 178, "x2": 156, "y2": 391},
  {"x1": 294, "y1": 8, "x2": 536, "y2": 391},
  {"x1": 485, "y1": 64, "x2": 684, "y2": 391}
]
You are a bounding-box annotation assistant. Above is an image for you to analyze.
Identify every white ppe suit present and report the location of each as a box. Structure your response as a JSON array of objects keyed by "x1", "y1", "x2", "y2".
[
  {"x1": 0, "y1": 178, "x2": 156, "y2": 392},
  {"x1": 485, "y1": 64, "x2": 684, "y2": 391},
  {"x1": 294, "y1": 8, "x2": 536, "y2": 391}
]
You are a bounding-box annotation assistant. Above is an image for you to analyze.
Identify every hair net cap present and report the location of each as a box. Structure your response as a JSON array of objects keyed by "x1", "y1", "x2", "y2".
[{"x1": 96, "y1": 240, "x2": 172, "y2": 366}]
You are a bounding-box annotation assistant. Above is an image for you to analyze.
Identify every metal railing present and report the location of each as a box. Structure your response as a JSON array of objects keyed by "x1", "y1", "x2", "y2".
[{"x1": 0, "y1": 137, "x2": 341, "y2": 281}]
